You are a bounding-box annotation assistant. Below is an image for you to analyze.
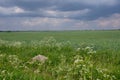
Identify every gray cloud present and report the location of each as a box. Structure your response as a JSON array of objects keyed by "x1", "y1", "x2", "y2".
[
  {"x1": 0, "y1": 0, "x2": 120, "y2": 30},
  {"x1": 0, "y1": 13, "x2": 120, "y2": 31},
  {"x1": 0, "y1": 0, "x2": 120, "y2": 20}
]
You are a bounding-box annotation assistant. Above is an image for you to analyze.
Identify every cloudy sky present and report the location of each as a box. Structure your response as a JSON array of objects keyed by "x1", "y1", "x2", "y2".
[{"x1": 0, "y1": 0, "x2": 120, "y2": 31}]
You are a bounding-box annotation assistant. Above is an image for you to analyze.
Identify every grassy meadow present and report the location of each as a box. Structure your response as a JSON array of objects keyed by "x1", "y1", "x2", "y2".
[{"x1": 0, "y1": 30, "x2": 120, "y2": 80}]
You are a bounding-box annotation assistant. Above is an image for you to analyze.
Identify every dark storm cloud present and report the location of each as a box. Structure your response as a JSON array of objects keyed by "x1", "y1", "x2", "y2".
[
  {"x1": 0, "y1": 0, "x2": 57, "y2": 10},
  {"x1": 0, "y1": 0, "x2": 120, "y2": 20},
  {"x1": 0, "y1": 0, "x2": 120, "y2": 31},
  {"x1": 13, "y1": 0, "x2": 55, "y2": 11},
  {"x1": 85, "y1": 5, "x2": 120, "y2": 20}
]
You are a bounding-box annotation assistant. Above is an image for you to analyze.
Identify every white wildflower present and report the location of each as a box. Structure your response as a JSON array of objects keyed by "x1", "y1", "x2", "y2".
[
  {"x1": 76, "y1": 48, "x2": 80, "y2": 51},
  {"x1": 12, "y1": 41, "x2": 22, "y2": 48},
  {"x1": 34, "y1": 69, "x2": 40, "y2": 74}
]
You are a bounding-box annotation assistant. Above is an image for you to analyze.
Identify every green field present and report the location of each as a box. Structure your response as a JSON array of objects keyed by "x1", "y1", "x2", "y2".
[{"x1": 0, "y1": 30, "x2": 120, "y2": 80}]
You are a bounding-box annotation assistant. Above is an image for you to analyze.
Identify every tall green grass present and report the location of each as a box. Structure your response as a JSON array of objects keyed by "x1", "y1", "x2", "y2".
[{"x1": 0, "y1": 37, "x2": 119, "y2": 80}]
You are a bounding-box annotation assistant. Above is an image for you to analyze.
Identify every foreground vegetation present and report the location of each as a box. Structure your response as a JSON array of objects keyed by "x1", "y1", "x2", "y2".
[{"x1": 0, "y1": 30, "x2": 120, "y2": 79}]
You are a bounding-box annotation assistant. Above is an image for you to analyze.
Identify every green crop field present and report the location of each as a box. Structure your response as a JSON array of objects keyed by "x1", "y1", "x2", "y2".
[{"x1": 0, "y1": 30, "x2": 120, "y2": 80}]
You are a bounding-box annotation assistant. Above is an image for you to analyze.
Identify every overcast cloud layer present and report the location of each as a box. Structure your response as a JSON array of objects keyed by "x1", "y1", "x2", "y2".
[{"x1": 0, "y1": 0, "x2": 120, "y2": 31}]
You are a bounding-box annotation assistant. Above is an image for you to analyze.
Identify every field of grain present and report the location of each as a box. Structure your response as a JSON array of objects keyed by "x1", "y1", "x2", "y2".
[{"x1": 0, "y1": 30, "x2": 120, "y2": 80}]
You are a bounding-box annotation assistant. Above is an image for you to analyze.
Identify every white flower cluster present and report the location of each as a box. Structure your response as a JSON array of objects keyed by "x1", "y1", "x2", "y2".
[
  {"x1": 76, "y1": 46, "x2": 96, "y2": 55},
  {"x1": 0, "y1": 39, "x2": 24, "y2": 48}
]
